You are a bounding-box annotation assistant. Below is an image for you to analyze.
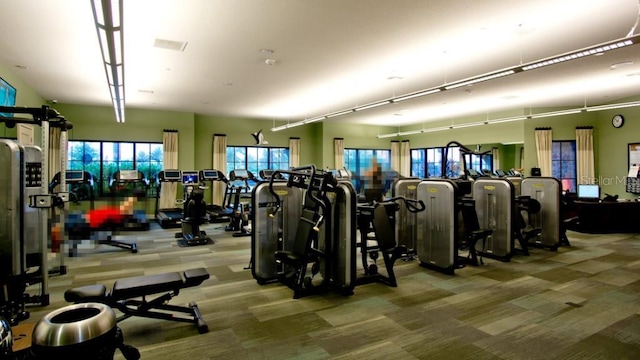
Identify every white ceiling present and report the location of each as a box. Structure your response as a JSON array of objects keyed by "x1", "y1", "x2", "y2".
[{"x1": 1, "y1": 0, "x2": 639, "y2": 128}]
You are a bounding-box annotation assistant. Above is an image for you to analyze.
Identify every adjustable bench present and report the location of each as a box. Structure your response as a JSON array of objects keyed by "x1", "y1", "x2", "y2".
[{"x1": 64, "y1": 268, "x2": 210, "y2": 333}]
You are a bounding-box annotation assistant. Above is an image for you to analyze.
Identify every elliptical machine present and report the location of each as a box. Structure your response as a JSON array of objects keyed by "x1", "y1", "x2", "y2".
[
  {"x1": 225, "y1": 169, "x2": 254, "y2": 237},
  {"x1": 175, "y1": 171, "x2": 211, "y2": 246}
]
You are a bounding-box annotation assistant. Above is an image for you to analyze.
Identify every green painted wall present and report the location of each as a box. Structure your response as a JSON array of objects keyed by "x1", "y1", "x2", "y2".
[
  {"x1": 0, "y1": 63, "x2": 46, "y2": 139},
  {"x1": 4, "y1": 65, "x2": 640, "y2": 200}
]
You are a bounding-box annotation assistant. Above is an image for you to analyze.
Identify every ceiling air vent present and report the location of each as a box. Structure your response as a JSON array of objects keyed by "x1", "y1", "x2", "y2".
[{"x1": 154, "y1": 38, "x2": 188, "y2": 52}]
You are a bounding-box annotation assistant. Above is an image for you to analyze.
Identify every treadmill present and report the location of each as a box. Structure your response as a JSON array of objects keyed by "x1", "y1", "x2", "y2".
[
  {"x1": 199, "y1": 169, "x2": 232, "y2": 223},
  {"x1": 155, "y1": 169, "x2": 184, "y2": 229}
]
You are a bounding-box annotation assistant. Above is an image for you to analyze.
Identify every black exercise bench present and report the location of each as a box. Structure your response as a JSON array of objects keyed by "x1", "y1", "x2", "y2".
[{"x1": 64, "y1": 268, "x2": 210, "y2": 333}]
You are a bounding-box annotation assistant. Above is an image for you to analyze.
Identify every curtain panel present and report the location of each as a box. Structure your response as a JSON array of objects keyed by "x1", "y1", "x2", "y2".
[
  {"x1": 289, "y1": 137, "x2": 300, "y2": 168},
  {"x1": 159, "y1": 130, "x2": 179, "y2": 209},
  {"x1": 334, "y1": 138, "x2": 344, "y2": 169},
  {"x1": 212, "y1": 134, "x2": 227, "y2": 207},
  {"x1": 535, "y1": 128, "x2": 553, "y2": 177},
  {"x1": 400, "y1": 140, "x2": 410, "y2": 177},
  {"x1": 576, "y1": 127, "x2": 595, "y2": 184}
]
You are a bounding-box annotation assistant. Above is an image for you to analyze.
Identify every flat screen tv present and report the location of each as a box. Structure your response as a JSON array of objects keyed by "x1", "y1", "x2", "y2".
[
  {"x1": 0, "y1": 76, "x2": 17, "y2": 117},
  {"x1": 577, "y1": 184, "x2": 600, "y2": 200}
]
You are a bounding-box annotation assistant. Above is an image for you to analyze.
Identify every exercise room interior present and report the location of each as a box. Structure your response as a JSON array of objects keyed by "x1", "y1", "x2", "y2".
[{"x1": 1, "y1": 1, "x2": 640, "y2": 359}]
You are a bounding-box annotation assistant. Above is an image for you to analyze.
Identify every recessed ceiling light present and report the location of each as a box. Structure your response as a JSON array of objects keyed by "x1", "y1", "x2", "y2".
[
  {"x1": 265, "y1": 59, "x2": 277, "y2": 65},
  {"x1": 611, "y1": 61, "x2": 634, "y2": 70},
  {"x1": 223, "y1": 82, "x2": 233, "y2": 86},
  {"x1": 14, "y1": 65, "x2": 26, "y2": 70},
  {"x1": 260, "y1": 49, "x2": 274, "y2": 55},
  {"x1": 138, "y1": 89, "x2": 154, "y2": 94},
  {"x1": 154, "y1": 38, "x2": 188, "y2": 52},
  {"x1": 387, "y1": 76, "x2": 403, "y2": 80},
  {"x1": 627, "y1": 72, "x2": 640, "y2": 77}
]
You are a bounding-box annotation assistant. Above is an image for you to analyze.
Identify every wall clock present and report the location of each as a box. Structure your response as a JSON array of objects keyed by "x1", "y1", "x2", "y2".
[{"x1": 612, "y1": 114, "x2": 624, "y2": 128}]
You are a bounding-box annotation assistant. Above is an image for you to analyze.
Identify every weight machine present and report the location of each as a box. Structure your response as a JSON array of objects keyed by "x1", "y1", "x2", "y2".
[{"x1": 0, "y1": 105, "x2": 71, "y2": 325}]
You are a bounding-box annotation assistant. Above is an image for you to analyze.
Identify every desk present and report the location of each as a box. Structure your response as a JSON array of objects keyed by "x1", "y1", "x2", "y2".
[{"x1": 573, "y1": 200, "x2": 640, "y2": 233}]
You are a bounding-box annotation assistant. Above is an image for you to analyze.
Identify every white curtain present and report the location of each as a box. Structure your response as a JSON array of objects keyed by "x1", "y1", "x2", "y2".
[
  {"x1": 576, "y1": 127, "x2": 595, "y2": 184},
  {"x1": 159, "y1": 131, "x2": 179, "y2": 209},
  {"x1": 212, "y1": 134, "x2": 227, "y2": 207},
  {"x1": 334, "y1": 138, "x2": 344, "y2": 169},
  {"x1": 49, "y1": 126, "x2": 62, "y2": 193},
  {"x1": 535, "y1": 128, "x2": 553, "y2": 177},
  {"x1": 400, "y1": 140, "x2": 410, "y2": 177},
  {"x1": 390, "y1": 141, "x2": 399, "y2": 173},
  {"x1": 289, "y1": 137, "x2": 300, "y2": 168},
  {"x1": 492, "y1": 147, "x2": 500, "y2": 171}
]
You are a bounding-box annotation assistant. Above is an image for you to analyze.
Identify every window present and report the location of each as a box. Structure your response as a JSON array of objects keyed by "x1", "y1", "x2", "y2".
[
  {"x1": 411, "y1": 146, "x2": 493, "y2": 179},
  {"x1": 463, "y1": 153, "x2": 493, "y2": 174},
  {"x1": 226, "y1": 146, "x2": 289, "y2": 177},
  {"x1": 68, "y1": 140, "x2": 162, "y2": 197},
  {"x1": 344, "y1": 148, "x2": 391, "y2": 191},
  {"x1": 552, "y1": 140, "x2": 576, "y2": 192}
]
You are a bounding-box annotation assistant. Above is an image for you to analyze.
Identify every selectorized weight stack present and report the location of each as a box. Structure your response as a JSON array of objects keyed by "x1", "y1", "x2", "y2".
[
  {"x1": 251, "y1": 179, "x2": 304, "y2": 283},
  {"x1": 472, "y1": 178, "x2": 515, "y2": 262},
  {"x1": 1, "y1": 105, "x2": 71, "y2": 325},
  {"x1": 521, "y1": 177, "x2": 563, "y2": 251},
  {"x1": 415, "y1": 179, "x2": 460, "y2": 275},
  {"x1": 392, "y1": 178, "x2": 421, "y2": 260}
]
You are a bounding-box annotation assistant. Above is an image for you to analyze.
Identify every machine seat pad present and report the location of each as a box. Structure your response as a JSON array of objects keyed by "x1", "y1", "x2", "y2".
[
  {"x1": 184, "y1": 268, "x2": 210, "y2": 287},
  {"x1": 112, "y1": 272, "x2": 185, "y2": 300},
  {"x1": 64, "y1": 284, "x2": 108, "y2": 303}
]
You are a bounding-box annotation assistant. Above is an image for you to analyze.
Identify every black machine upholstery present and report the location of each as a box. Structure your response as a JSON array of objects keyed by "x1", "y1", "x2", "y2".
[
  {"x1": 514, "y1": 196, "x2": 542, "y2": 255},
  {"x1": 459, "y1": 198, "x2": 493, "y2": 266},
  {"x1": 64, "y1": 268, "x2": 210, "y2": 333},
  {"x1": 177, "y1": 188, "x2": 211, "y2": 246},
  {"x1": 274, "y1": 205, "x2": 324, "y2": 299}
]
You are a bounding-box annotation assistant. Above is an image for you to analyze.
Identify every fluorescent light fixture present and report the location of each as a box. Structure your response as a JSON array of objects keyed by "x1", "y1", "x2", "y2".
[
  {"x1": 488, "y1": 115, "x2": 528, "y2": 124},
  {"x1": 392, "y1": 89, "x2": 441, "y2": 103},
  {"x1": 522, "y1": 38, "x2": 637, "y2": 71},
  {"x1": 355, "y1": 100, "x2": 391, "y2": 111},
  {"x1": 326, "y1": 109, "x2": 355, "y2": 118},
  {"x1": 445, "y1": 70, "x2": 516, "y2": 90},
  {"x1": 585, "y1": 100, "x2": 640, "y2": 112},
  {"x1": 303, "y1": 116, "x2": 326, "y2": 124},
  {"x1": 271, "y1": 121, "x2": 306, "y2": 132},
  {"x1": 91, "y1": 0, "x2": 125, "y2": 123},
  {"x1": 275, "y1": 34, "x2": 640, "y2": 133},
  {"x1": 529, "y1": 109, "x2": 582, "y2": 119},
  {"x1": 377, "y1": 132, "x2": 400, "y2": 139}
]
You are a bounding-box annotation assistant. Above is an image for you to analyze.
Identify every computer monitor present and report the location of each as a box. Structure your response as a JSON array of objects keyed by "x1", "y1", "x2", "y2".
[
  {"x1": 577, "y1": 184, "x2": 600, "y2": 200},
  {"x1": 181, "y1": 171, "x2": 199, "y2": 186}
]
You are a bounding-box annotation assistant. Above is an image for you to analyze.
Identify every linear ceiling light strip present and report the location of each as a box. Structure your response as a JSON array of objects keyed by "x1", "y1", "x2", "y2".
[
  {"x1": 376, "y1": 101, "x2": 640, "y2": 138},
  {"x1": 272, "y1": 34, "x2": 640, "y2": 132},
  {"x1": 91, "y1": 0, "x2": 125, "y2": 123}
]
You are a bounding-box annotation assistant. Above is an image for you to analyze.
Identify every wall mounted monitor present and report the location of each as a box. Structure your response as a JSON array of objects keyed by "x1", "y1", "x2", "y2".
[
  {"x1": 181, "y1": 171, "x2": 199, "y2": 186},
  {"x1": 577, "y1": 184, "x2": 600, "y2": 200},
  {"x1": 0, "y1": 76, "x2": 17, "y2": 117}
]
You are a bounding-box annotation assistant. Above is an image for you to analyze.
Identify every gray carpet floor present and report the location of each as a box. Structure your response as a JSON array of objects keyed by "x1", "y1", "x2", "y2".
[{"x1": 22, "y1": 222, "x2": 640, "y2": 359}]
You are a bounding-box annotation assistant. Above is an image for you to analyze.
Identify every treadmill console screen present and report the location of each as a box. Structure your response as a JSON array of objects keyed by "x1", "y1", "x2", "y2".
[
  {"x1": 65, "y1": 170, "x2": 85, "y2": 183},
  {"x1": 202, "y1": 170, "x2": 218, "y2": 180},
  {"x1": 181, "y1": 171, "x2": 199, "y2": 185},
  {"x1": 232, "y1": 169, "x2": 249, "y2": 179},
  {"x1": 163, "y1": 170, "x2": 181, "y2": 181}
]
